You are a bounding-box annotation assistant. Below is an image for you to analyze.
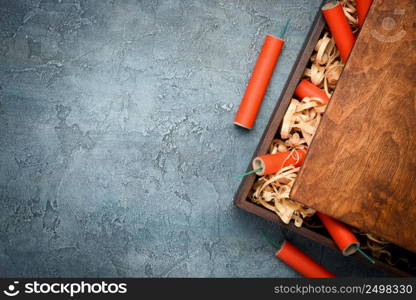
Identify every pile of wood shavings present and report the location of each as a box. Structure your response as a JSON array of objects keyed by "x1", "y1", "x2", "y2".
[
  {"x1": 355, "y1": 231, "x2": 416, "y2": 270},
  {"x1": 304, "y1": 32, "x2": 343, "y2": 96},
  {"x1": 342, "y1": 0, "x2": 359, "y2": 33},
  {"x1": 250, "y1": 1, "x2": 356, "y2": 227}
]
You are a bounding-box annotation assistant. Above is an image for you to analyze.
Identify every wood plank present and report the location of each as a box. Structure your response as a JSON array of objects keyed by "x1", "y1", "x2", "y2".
[{"x1": 291, "y1": 0, "x2": 416, "y2": 253}]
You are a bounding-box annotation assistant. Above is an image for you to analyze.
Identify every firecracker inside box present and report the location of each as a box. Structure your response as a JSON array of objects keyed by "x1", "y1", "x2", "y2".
[{"x1": 235, "y1": 0, "x2": 416, "y2": 276}]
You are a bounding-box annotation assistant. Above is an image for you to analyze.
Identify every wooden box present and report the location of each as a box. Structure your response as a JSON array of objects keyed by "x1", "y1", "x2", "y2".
[{"x1": 233, "y1": 7, "x2": 415, "y2": 277}]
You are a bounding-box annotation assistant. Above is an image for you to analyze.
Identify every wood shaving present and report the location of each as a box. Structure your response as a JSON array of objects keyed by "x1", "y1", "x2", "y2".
[
  {"x1": 304, "y1": 32, "x2": 344, "y2": 96},
  {"x1": 342, "y1": 0, "x2": 359, "y2": 33},
  {"x1": 281, "y1": 97, "x2": 326, "y2": 146}
]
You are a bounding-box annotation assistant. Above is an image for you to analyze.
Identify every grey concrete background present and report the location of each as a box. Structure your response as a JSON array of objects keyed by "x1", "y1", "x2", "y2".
[{"x1": 0, "y1": 0, "x2": 384, "y2": 277}]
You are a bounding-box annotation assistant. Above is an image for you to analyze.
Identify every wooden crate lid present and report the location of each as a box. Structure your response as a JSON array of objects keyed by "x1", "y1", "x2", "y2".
[{"x1": 291, "y1": 0, "x2": 416, "y2": 253}]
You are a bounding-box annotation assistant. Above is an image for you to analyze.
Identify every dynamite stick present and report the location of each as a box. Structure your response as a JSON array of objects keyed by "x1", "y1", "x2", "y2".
[
  {"x1": 262, "y1": 231, "x2": 336, "y2": 278},
  {"x1": 356, "y1": 0, "x2": 373, "y2": 26},
  {"x1": 317, "y1": 212, "x2": 375, "y2": 263},
  {"x1": 252, "y1": 149, "x2": 307, "y2": 176},
  {"x1": 234, "y1": 20, "x2": 290, "y2": 129},
  {"x1": 294, "y1": 79, "x2": 330, "y2": 104},
  {"x1": 236, "y1": 149, "x2": 307, "y2": 179},
  {"x1": 322, "y1": 1, "x2": 356, "y2": 62}
]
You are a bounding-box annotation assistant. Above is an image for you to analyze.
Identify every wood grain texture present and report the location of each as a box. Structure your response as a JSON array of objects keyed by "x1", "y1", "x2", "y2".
[{"x1": 291, "y1": 0, "x2": 416, "y2": 253}]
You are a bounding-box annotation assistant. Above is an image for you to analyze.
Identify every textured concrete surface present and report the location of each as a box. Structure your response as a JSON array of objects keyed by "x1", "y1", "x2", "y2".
[{"x1": 0, "y1": 0, "x2": 384, "y2": 277}]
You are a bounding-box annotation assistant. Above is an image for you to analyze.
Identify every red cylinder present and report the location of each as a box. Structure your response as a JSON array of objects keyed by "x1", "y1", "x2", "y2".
[
  {"x1": 322, "y1": 1, "x2": 356, "y2": 62},
  {"x1": 253, "y1": 149, "x2": 307, "y2": 176},
  {"x1": 276, "y1": 240, "x2": 336, "y2": 278},
  {"x1": 317, "y1": 212, "x2": 360, "y2": 256},
  {"x1": 294, "y1": 80, "x2": 330, "y2": 104},
  {"x1": 356, "y1": 0, "x2": 373, "y2": 26},
  {"x1": 234, "y1": 35, "x2": 284, "y2": 129}
]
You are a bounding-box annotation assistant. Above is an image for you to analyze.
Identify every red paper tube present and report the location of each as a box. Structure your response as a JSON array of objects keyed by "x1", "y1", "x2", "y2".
[
  {"x1": 317, "y1": 212, "x2": 360, "y2": 256},
  {"x1": 294, "y1": 79, "x2": 330, "y2": 104},
  {"x1": 234, "y1": 35, "x2": 284, "y2": 129},
  {"x1": 253, "y1": 149, "x2": 307, "y2": 176},
  {"x1": 356, "y1": 0, "x2": 373, "y2": 26},
  {"x1": 276, "y1": 240, "x2": 336, "y2": 278},
  {"x1": 322, "y1": 1, "x2": 356, "y2": 62}
]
